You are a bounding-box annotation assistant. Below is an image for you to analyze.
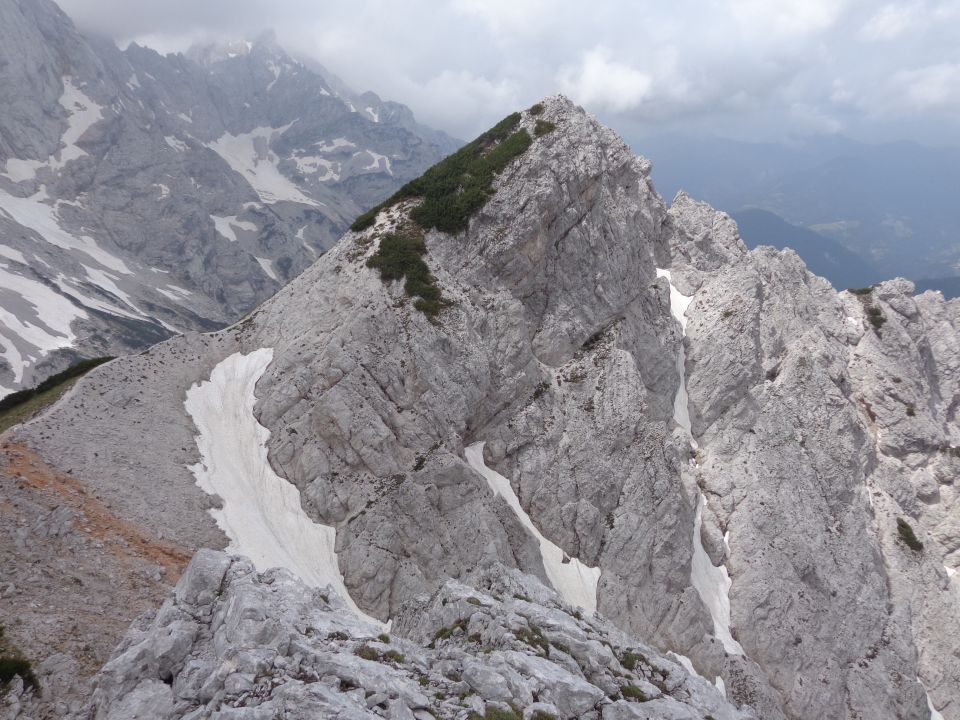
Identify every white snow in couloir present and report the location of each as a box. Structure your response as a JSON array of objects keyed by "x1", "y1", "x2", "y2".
[
  {"x1": 465, "y1": 442, "x2": 601, "y2": 615},
  {"x1": 184, "y1": 349, "x2": 383, "y2": 627},
  {"x1": 690, "y1": 494, "x2": 744, "y2": 655},
  {"x1": 657, "y1": 267, "x2": 743, "y2": 657}
]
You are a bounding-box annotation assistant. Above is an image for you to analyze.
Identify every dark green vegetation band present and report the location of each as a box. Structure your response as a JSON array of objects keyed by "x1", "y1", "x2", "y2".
[
  {"x1": 0, "y1": 356, "x2": 113, "y2": 413},
  {"x1": 366, "y1": 230, "x2": 452, "y2": 319},
  {"x1": 351, "y1": 112, "x2": 531, "y2": 234},
  {"x1": 0, "y1": 656, "x2": 39, "y2": 693}
]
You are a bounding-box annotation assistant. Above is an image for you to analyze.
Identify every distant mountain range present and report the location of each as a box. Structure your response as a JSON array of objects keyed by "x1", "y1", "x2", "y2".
[
  {"x1": 730, "y1": 209, "x2": 880, "y2": 291},
  {"x1": 636, "y1": 133, "x2": 960, "y2": 296},
  {"x1": 0, "y1": 0, "x2": 459, "y2": 395}
]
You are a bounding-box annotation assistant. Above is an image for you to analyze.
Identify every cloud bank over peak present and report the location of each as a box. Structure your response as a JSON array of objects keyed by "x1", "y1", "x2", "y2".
[{"x1": 58, "y1": 0, "x2": 960, "y2": 145}]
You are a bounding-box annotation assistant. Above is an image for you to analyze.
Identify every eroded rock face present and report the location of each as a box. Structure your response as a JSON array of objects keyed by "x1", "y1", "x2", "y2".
[
  {"x1": 671, "y1": 202, "x2": 960, "y2": 718},
  {"x1": 10, "y1": 96, "x2": 960, "y2": 719},
  {"x1": 79, "y1": 550, "x2": 746, "y2": 720}
]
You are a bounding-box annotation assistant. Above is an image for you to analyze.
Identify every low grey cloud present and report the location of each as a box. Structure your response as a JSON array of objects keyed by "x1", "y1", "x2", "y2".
[{"x1": 57, "y1": 0, "x2": 960, "y2": 145}]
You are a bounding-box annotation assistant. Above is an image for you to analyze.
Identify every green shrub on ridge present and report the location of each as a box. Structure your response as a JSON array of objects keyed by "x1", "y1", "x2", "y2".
[{"x1": 351, "y1": 112, "x2": 531, "y2": 235}]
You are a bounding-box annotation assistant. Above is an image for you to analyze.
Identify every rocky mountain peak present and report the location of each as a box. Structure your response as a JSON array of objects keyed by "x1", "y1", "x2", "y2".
[
  {"x1": 185, "y1": 29, "x2": 284, "y2": 67},
  {"x1": 3, "y1": 89, "x2": 959, "y2": 720},
  {"x1": 0, "y1": 0, "x2": 460, "y2": 395}
]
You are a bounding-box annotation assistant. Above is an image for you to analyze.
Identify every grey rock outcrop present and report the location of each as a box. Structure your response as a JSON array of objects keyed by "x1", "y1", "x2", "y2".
[
  {"x1": 7, "y1": 96, "x2": 960, "y2": 719},
  {"x1": 0, "y1": 0, "x2": 458, "y2": 395},
  {"x1": 77, "y1": 550, "x2": 744, "y2": 720}
]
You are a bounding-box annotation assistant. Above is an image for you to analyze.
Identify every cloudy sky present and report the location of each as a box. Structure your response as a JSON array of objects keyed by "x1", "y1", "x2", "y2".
[{"x1": 58, "y1": 0, "x2": 960, "y2": 145}]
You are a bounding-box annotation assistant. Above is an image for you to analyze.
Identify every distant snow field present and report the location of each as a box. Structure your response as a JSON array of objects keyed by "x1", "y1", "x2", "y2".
[
  {"x1": 211, "y1": 214, "x2": 257, "y2": 243},
  {"x1": 465, "y1": 442, "x2": 601, "y2": 614},
  {"x1": 0, "y1": 187, "x2": 131, "y2": 274},
  {"x1": 207, "y1": 125, "x2": 321, "y2": 206},
  {"x1": 0, "y1": 265, "x2": 86, "y2": 384},
  {"x1": 1, "y1": 76, "x2": 103, "y2": 182},
  {"x1": 184, "y1": 349, "x2": 383, "y2": 627}
]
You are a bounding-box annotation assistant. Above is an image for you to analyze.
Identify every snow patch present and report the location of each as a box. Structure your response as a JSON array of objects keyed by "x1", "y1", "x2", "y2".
[
  {"x1": 177, "y1": 112, "x2": 193, "y2": 124},
  {"x1": 928, "y1": 693, "x2": 945, "y2": 720},
  {"x1": 293, "y1": 156, "x2": 340, "y2": 181},
  {"x1": 184, "y1": 349, "x2": 383, "y2": 627},
  {"x1": 266, "y1": 60, "x2": 282, "y2": 91},
  {"x1": 656, "y1": 268, "x2": 695, "y2": 440},
  {"x1": 668, "y1": 651, "x2": 727, "y2": 699},
  {"x1": 155, "y1": 283, "x2": 192, "y2": 303},
  {"x1": 465, "y1": 442, "x2": 601, "y2": 614},
  {"x1": 127, "y1": 73, "x2": 141, "y2": 90},
  {"x1": 0, "y1": 266, "x2": 86, "y2": 382},
  {"x1": 254, "y1": 256, "x2": 279, "y2": 281},
  {"x1": 0, "y1": 246, "x2": 27, "y2": 265},
  {"x1": 164, "y1": 136, "x2": 189, "y2": 153},
  {"x1": 52, "y1": 274, "x2": 138, "y2": 322},
  {"x1": 81, "y1": 265, "x2": 135, "y2": 307},
  {"x1": 315, "y1": 138, "x2": 355, "y2": 153},
  {"x1": 207, "y1": 126, "x2": 320, "y2": 206},
  {"x1": 1, "y1": 77, "x2": 103, "y2": 181},
  {"x1": 155, "y1": 183, "x2": 170, "y2": 200},
  {"x1": 0, "y1": 187, "x2": 132, "y2": 274},
  {"x1": 946, "y1": 565, "x2": 956, "y2": 578},
  {"x1": 2, "y1": 159, "x2": 46, "y2": 183},
  {"x1": 918, "y1": 679, "x2": 944, "y2": 720},
  {"x1": 691, "y1": 494, "x2": 744, "y2": 656},
  {"x1": 365, "y1": 106, "x2": 379, "y2": 122},
  {"x1": 57, "y1": 270, "x2": 178, "y2": 332},
  {"x1": 211, "y1": 215, "x2": 257, "y2": 242},
  {"x1": 658, "y1": 267, "x2": 742, "y2": 657},
  {"x1": 358, "y1": 150, "x2": 393, "y2": 175},
  {"x1": 54, "y1": 77, "x2": 104, "y2": 171},
  {"x1": 668, "y1": 652, "x2": 702, "y2": 681}
]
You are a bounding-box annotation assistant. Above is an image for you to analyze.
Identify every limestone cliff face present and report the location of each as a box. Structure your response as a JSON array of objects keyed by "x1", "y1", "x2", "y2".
[{"x1": 7, "y1": 96, "x2": 959, "y2": 719}]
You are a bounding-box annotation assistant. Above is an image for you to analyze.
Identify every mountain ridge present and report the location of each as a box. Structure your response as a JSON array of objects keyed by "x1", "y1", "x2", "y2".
[
  {"x1": 0, "y1": 0, "x2": 459, "y2": 396},
  {"x1": 2, "y1": 96, "x2": 958, "y2": 719}
]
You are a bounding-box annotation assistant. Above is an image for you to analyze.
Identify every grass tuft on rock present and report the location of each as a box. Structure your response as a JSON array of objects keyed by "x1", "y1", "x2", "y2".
[
  {"x1": 354, "y1": 644, "x2": 380, "y2": 661},
  {"x1": 621, "y1": 650, "x2": 640, "y2": 671},
  {"x1": 0, "y1": 627, "x2": 39, "y2": 696},
  {"x1": 534, "y1": 119, "x2": 556, "y2": 137},
  {"x1": 350, "y1": 112, "x2": 531, "y2": 234},
  {"x1": 513, "y1": 624, "x2": 550, "y2": 657},
  {"x1": 866, "y1": 305, "x2": 886, "y2": 330},
  {"x1": 897, "y1": 518, "x2": 923, "y2": 552},
  {"x1": 621, "y1": 683, "x2": 653, "y2": 701},
  {"x1": 469, "y1": 706, "x2": 522, "y2": 720}
]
